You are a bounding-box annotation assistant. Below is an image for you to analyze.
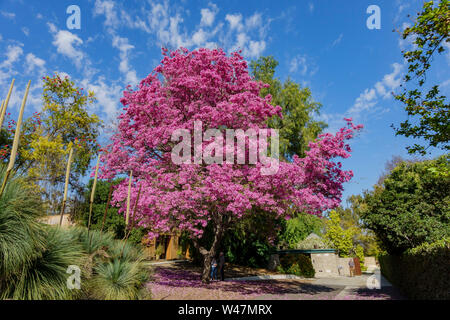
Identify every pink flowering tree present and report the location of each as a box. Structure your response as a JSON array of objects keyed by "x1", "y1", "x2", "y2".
[{"x1": 99, "y1": 48, "x2": 362, "y2": 282}]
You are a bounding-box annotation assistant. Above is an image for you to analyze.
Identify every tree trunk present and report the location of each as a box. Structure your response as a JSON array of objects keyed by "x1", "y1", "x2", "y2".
[{"x1": 193, "y1": 220, "x2": 224, "y2": 283}]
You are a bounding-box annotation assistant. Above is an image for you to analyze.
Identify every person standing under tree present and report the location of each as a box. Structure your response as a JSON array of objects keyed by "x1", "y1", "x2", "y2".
[
  {"x1": 218, "y1": 252, "x2": 225, "y2": 281},
  {"x1": 349, "y1": 258, "x2": 355, "y2": 277},
  {"x1": 210, "y1": 257, "x2": 218, "y2": 281}
]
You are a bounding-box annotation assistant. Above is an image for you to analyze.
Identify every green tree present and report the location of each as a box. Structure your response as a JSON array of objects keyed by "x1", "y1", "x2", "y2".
[
  {"x1": 359, "y1": 154, "x2": 450, "y2": 254},
  {"x1": 278, "y1": 212, "x2": 325, "y2": 249},
  {"x1": 393, "y1": 0, "x2": 450, "y2": 155},
  {"x1": 78, "y1": 179, "x2": 146, "y2": 246},
  {"x1": 323, "y1": 210, "x2": 356, "y2": 257},
  {"x1": 18, "y1": 73, "x2": 102, "y2": 213},
  {"x1": 250, "y1": 56, "x2": 327, "y2": 159},
  {"x1": 336, "y1": 196, "x2": 383, "y2": 256}
]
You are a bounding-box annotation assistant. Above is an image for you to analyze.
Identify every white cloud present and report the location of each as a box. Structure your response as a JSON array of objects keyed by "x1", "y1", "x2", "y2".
[
  {"x1": 0, "y1": 45, "x2": 23, "y2": 87},
  {"x1": 200, "y1": 5, "x2": 218, "y2": 27},
  {"x1": 80, "y1": 76, "x2": 123, "y2": 122},
  {"x1": 245, "y1": 13, "x2": 262, "y2": 30},
  {"x1": 289, "y1": 54, "x2": 317, "y2": 76},
  {"x1": 25, "y1": 53, "x2": 46, "y2": 73},
  {"x1": 444, "y1": 41, "x2": 450, "y2": 65},
  {"x1": 332, "y1": 33, "x2": 343, "y2": 47},
  {"x1": 309, "y1": 3, "x2": 314, "y2": 13},
  {"x1": 398, "y1": 22, "x2": 417, "y2": 52},
  {"x1": 51, "y1": 29, "x2": 84, "y2": 68},
  {"x1": 94, "y1": 0, "x2": 118, "y2": 28},
  {"x1": 348, "y1": 63, "x2": 403, "y2": 118},
  {"x1": 22, "y1": 27, "x2": 30, "y2": 36},
  {"x1": 348, "y1": 88, "x2": 377, "y2": 115},
  {"x1": 111, "y1": 35, "x2": 139, "y2": 86},
  {"x1": 225, "y1": 14, "x2": 243, "y2": 31},
  {"x1": 93, "y1": 1, "x2": 268, "y2": 59},
  {"x1": 1, "y1": 45, "x2": 23, "y2": 67},
  {"x1": 246, "y1": 40, "x2": 266, "y2": 58},
  {"x1": 374, "y1": 63, "x2": 403, "y2": 99},
  {"x1": 0, "y1": 45, "x2": 23, "y2": 69},
  {"x1": 289, "y1": 55, "x2": 308, "y2": 75},
  {"x1": 1, "y1": 11, "x2": 15, "y2": 19}
]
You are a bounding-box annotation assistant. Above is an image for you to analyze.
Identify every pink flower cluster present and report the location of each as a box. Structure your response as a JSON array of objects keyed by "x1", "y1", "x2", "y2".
[{"x1": 99, "y1": 48, "x2": 363, "y2": 239}]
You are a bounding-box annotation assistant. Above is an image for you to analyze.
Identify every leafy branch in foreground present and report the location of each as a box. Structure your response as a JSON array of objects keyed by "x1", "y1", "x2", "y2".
[{"x1": 393, "y1": 0, "x2": 450, "y2": 155}]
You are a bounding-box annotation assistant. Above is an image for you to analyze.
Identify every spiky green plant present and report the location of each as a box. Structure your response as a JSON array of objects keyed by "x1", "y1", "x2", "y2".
[
  {"x1": 0, "y1": 165, "x2": 45, "y2": 282},
  {"x1": 65, "y1": 226, "x2": 150, "y2": 300},
  {"x1": 88, "y1": 257, "x2": 150, "y2": 300},
  {"x1": 67, "y1": 226, "x2": 115, "y2": 254},
  {"x1": 1, "y1": 226, "x2": 84, "y2": 300}
]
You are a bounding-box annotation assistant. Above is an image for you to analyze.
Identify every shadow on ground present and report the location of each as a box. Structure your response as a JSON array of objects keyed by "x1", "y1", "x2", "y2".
[
  {"x1": 151, "y1": 262, "x2": 337, "y2": 296},
  {"x1": 349, "y1": 287, "x2": 406, "y2": 300}
]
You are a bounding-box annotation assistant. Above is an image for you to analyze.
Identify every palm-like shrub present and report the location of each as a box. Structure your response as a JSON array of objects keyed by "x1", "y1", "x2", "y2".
[
  {"x1": 66, "y1": 227, "x2": 151, "y2": 300},
  {"x1": 88, "y1": 257, "x2": 149, "y2": 300},
  {"x1": 0, "y1": 166, "x2": 150, "y2": 300},
  {"x1": 1, "y1": 227, "x2": 84, "y2": 300},
  {"x1": 0, "y1": 166, "x2": 46, "y2": 278}
]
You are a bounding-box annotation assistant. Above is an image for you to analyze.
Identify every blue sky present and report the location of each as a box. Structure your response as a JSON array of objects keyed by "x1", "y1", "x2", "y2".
[{"x1": 0, "y1": 0, "x2": 448, "y2": 205}]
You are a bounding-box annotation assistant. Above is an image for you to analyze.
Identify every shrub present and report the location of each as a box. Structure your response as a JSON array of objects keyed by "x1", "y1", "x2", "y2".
[
  {"x1": 355, "y1": 245, "x2": 367, "y2": 271},
  {"x1": 277, "y1": 253, "x2": 315, "y2": 278},
  {"x1": 1, "y1": 226, "x2": 84, "y2": 300},
  {"x1": 66, "y1": 227, "x2": 151, "y2": 300},
  {"x1": 89, "y1": 257, "x2": 150, "y2": 300},
  {"x1": 0, "y1": 169, "x2": 150, "y2": 301},
  {"x1": 296, "y1": 234, "x2": 327, "y2": 250},
  {"x1": 379, "y1": 238, "x2": 450, "y2": 299},
  {"x1": 0, "y1": 166, "x2": 46, "y2": 278},
  {"x1": 77, "y1": 179, "x2": 146, "y2": 246},
  {"x1": 360, "y1": 155, "x2": 450, "y2": 254}
]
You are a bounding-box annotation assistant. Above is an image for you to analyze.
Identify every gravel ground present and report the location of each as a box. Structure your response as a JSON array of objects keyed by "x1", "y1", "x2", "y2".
[{"x1": 146, "y1": 261, "x2": 405, "y2": 300}]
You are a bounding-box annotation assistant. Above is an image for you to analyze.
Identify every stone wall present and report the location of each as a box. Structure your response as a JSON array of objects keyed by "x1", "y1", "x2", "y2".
[
  {"x1": 310, "y1": 252, "x2": 339, "y2": 277},
  {"x1": 337, "y1": 257, "x2": 354, "y2": 276},
  {"x1": 39, "y1": 214, "x2": 74, "y2": 227},
  {"x1": 364, "y1": 256, "x2": 378, "y2": 272}
]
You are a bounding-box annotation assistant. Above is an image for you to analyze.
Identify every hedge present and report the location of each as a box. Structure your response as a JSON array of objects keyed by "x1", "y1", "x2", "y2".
[
  {"x1": 379, "y1": 238, "x2": 450, "y2": 300},
  {"x1": 277, "y1": 253, "x2": 315, "y2": 278}
]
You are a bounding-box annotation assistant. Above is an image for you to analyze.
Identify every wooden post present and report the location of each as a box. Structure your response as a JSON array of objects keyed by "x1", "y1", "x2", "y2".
[
  {"x1": 0, "y1": 79, "x2": 15, "y2": 129},
  {"x1": 121, "y1": 181, "x2": 141, "y2": 256},
  {"x1": 125, "y1": 170, "x2": 133, "y2": 225},
  {"x1": 87, "y1": 154, "x2": 101, "y2": 231},
  {"x1": 0, "y1": 101, "x2": 4, "y2": 127},
  {"x1": 0, "y1": 80, "x2": 29, "y2": 197},
  {"x1": 59, "y1": 147, "x2": 74, "y2": 226}
]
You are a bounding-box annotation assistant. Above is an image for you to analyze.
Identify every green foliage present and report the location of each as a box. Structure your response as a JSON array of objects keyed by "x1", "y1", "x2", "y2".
[
  {"x1": 355, "y1": 245, "x2": 366, "y2": 271},
  {"x1": 296, "y1": 234, "x2": 327, "y2": 250},
  {"x1": 0, "y1": 168, "x2": 150, "y2": 300},
  {"x1": 277, "y1": 253, "x2": 315, "y2": 278},
  {"x1": 278, "y1": 212, "x2": 325, "y2": 249},
  {"x1": 0, "y1": 165, "x2": 45, "y2": 278},
  {"x1": 78, "y1": 178, "x2": 146, "y2": 246},
  {"x1": 336, "y1": 197, "x2": 383, "y2": 256},
  {"x1": 187, "y1": 212, "x2": 280, "y2": 268},
  {"x1": 89, "y1": 258, "x2": 150, "y2": 300},
  {"x1": 250, "y1": 56, "x2": 327, "y2": 159},
  {"x1": 67, "y1": 227, "x2": 150, "y2": 300},
  {"x1": 1, "y1": 226, "x2": 84, "y2": 300},
  {"x1": 323, "y1": 210, "x2": 356, "y2": 257},
  {"x1": 393, "y1": 0, "x2": 450, "y2": 155},
  {"x1": 379, "y1": 237, "x2": 450, "y2": 299},
  {"x1": 359, "y1": 154, "x2": 450, "y2": 254},
  {"x1": 11, "y1": 73, "x2": 103, "y2": 213}
]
